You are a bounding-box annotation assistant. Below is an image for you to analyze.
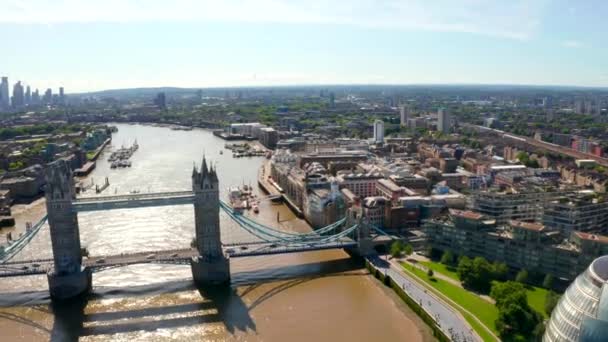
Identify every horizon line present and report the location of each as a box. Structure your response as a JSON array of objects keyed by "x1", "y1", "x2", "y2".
[{"x1": 71, "y1": 82, "x2": 608, "y2": 95}]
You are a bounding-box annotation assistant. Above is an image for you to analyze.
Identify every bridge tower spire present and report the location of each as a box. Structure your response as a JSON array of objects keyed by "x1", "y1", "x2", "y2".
[
  {"x1": 190, "y1": 155, "x2": 230, "y2": 286},
  {"x1": 45, "y1": 159, "x2": 91, "y2": 300}
]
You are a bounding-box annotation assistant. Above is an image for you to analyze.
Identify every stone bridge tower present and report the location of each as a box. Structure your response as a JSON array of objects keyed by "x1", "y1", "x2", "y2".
[
  {"x1": 190, "y1": 156, "x2": 230, "y2": 286},
  {"x1": 45, "y1": 159, "x2": 91, "y2": 300}
]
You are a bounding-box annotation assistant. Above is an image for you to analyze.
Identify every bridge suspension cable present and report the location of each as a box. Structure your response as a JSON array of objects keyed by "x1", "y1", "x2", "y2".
[{"x1": 0, "y1": 215, "x2": 48, "y2": 263}]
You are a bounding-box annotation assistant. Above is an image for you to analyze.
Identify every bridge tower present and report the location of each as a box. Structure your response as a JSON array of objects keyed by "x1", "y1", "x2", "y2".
[
  {"x1": 346, "y1": 202, "x2": 374, "y2": 256},
  {"x1": 190, "y1": 156, "x2": 230, "y2": 286},
  {"x1": 45, "y1": 159, "x2": 91, "y2": 300}
]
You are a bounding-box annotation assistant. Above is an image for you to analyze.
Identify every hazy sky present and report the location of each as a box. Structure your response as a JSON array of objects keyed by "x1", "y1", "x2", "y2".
[{"x1": 1, "y1": 0, "x2": 607, "y2": 92}]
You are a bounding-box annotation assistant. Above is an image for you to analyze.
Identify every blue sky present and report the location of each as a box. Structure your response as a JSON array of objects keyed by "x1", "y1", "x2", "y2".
[{"x1": 1, "y1": 0, "x2": 607, "y2": 92}]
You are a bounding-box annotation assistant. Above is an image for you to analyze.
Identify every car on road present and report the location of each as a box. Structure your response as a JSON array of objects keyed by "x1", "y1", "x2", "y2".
[
  {"x1": 21, "y1": 265, "x2": 29, "y2": 270},
  {"x1": 32, "y1": 263, "x2": 40, "y2": 268},
  {"x1": 170, "y1": 253, "x2": 179, "y2": 257},
  {"x1": 240, "y1": 246, "x2": 248, "y2": 250},
  {"x1": 225, "y1": 248, "x2": 235, "y2": 255},
  {"x1": 146, "y1": 254, "x2": 156, "y2": 260},
  {"x1": 269, "y1": 243, "x2": 278, "y2": 248},
  {"x1": 96, "y1": 258, "x2": 106, "y2": 264}
]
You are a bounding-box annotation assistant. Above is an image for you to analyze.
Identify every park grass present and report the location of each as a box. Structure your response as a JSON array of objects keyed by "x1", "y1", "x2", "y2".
[
  {"x1": 400, "y1": 263, "x2": 500, "y2": 341},
  {"x1": 419, "y1": 260, "x2": 460, "y2": 281},
  {"x1": 419, "y1": 259, "x2": 550, "y2": 318},
  {"x1": 525, "y1": 285, "x2": 550, "y2": 318}
]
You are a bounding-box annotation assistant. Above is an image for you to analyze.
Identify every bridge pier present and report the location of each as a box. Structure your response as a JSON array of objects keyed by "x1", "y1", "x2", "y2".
[
  {"x1": 191, "y1": 256, "x2": 230, "y2": 286},
  {"x1": 48, "y1": 267, "x2": 92, "y2": 300},
  {"x1": 191, "y1": 156, "x2": 231, "y2": 287}
]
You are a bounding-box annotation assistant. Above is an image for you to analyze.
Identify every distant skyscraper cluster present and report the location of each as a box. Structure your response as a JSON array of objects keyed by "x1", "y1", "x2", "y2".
[{"x1": 0, "y1": 76, "x2": 66, "y2": 111}]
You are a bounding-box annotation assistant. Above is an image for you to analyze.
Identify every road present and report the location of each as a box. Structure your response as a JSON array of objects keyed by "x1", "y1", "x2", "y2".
[{"x1": 367, "y1": 255, "x2": 482, "y2": 342}]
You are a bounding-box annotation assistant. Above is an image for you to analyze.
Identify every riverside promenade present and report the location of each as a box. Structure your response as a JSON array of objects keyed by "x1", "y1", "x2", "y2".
[{"x1": 367, "y1": 255, "x2": 483, "y2": 342}]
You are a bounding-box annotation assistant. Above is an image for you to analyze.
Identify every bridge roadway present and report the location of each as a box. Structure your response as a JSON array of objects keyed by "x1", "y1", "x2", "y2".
[
  {"x1": 72, "y1": 191, "x2": 196, "y2": 212},
  {"x1": 0, "y1": 239, "x2": 358, "y2": 278}
]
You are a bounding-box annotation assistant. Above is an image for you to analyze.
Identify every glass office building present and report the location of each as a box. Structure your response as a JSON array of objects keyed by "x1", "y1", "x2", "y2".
[{"x1": 544, "y1": 255, "x2": 608, "y2": 341}]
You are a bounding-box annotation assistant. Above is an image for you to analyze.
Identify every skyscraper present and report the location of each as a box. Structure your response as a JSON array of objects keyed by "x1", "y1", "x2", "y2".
[
  {"x1": 154, "y1": 92, "x2": 167, "y2": 109},
  {"x1": 399, "y1": 105, "x2": 409, "y2": 126},
  {"x1": 11, "y1": 81, "x2": 24, "y2": 108},
  {"x1": 437, "y1": 107, "x2": 451, "y2": 134},
  {"x1": 32, "y1": 89, "x2": 40, "y2": 105},
  {"x1": 373, "y1": 119, "x2": 384, "y2": 144},
  {"x1": 43, "y1": 88, "x2": 52, "y2": 104},
  {"x1": 25, "y1": 86, "x2": 31, "y2": 105},
  {"x1": 0, "y1": 77, "x2": 9, "y2": 109}
]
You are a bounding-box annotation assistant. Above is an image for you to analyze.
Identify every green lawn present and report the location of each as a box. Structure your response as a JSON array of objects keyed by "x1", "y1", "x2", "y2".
[
  {"x1": 526, "y1": 285, "x2": 550, "y2": 318},
  {"x1": 417, "y1": 259, "x2": 550, "y2": 319},
  {"x1": 86, "y1": 151, "x2": 96, "y2": 160},
  {"x1": 419, "y1": 261, "x2": 460, "y2": 281},
  {"x1": 401, "y1": 263, "x2": 500, "y2": 341}
]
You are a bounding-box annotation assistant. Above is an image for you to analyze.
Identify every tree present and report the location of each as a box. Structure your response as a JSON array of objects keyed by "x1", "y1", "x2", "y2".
[
  {"x1": 457, "y1": 256, "x2": 472, "y2": 281},
  {"x1": 390, "y1": 240, "x2": 403, "y2": 258},
  {"x1": 516, "y1": 269, "x2": 529, "y2": 284},
  {"x1": 542, "y1": 274, "x2": 554, "y2": 289},
  {"x1": 403, "y1": 244, "x2": 413, "y2": 256},
  {"x1": 457, "y1": 256, "x2": 494, "y2": 292},
  {"x1": 545, "y1": 291, "x2": 561, "y2": 316},
  {"x1": 491, "y1": 281, "x2": 543, "y2": 340},
  {"x1": 427, "y1": 269, "x2": 434, "y2": 278},
  {"x1": 490, "y1": 281, "x2": 527, "y2": 308},
  {"x1": 440, "y1": 250, "x2": 454, "y2": 265},
  {"x1": 493, "y1": 262, "x2": 509, "y2": 282}
]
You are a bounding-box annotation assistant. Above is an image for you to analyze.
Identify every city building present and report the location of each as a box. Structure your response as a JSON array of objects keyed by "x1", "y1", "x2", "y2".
[
  {"x1": 544, "y1": 255, "x2": 608, "y2": 342},
  {"x1": 424, "y1": 209, "x2": 608, "y2": 282},
  {"x1": 437, "y1": 107, "x2": 451, "y2": 133},
  {"x1": 399, "y1": 105, "x2": 408, "y2": 126},
  {"x1": 258, "y1": 127, "x2": 278, "y2": 149},
  {"x1": 154, "y1": 92, "x2": 166, "y2": 109},
  {"x1": 25, "y1": 85, "x2": 31, "y2": 105},
  {"x1": 543, "y1": 192, "x2": 608, "y2": 234},
  {"x1": 43, "y1": 88, "x2": 52, "y2": 104},
  {"x1": 376, "y1": 178, "x2": 406, "y2": 204},
  {"x1": 0, "y1": 76, "x2": 9, "y2": 109},
  {"x1": 373, "y1": 119, "x2": 384, "y2": 144},
  {"x1": 469, "y1": 185, "x2": 568, "y2": 225},
  {"x1": 11, "y1": 81, "x2": 24, "y2": 108},
  {"x1": 336, "y1": 172, "x2": 383, "y2": 198}
]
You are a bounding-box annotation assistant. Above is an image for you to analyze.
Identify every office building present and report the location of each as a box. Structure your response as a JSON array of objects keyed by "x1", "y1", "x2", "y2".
[
  {"x1": 0, "y1": 77, "x2": 9, "y2": 109},
  {"x1": 544, "y1": 255, "x2": 608, "y2": 342},
  {"x1": 400, "y1": 105, "x2": 408, "y2": 126},
  {"x1": 437, "y1": 107, "x2": 451, "y2": 133},
  {"x1": 11, "y1": 81, "x2": 24, "y2": 108},
  {"x1": 25, "y1": 86, "x2": 31, "y2": 105},
  {"x1": 373, "y1": 119, "x2": 384, "y2": 144},
  {"x1": 43, "y1": 88, "x2": 52, "y2": 104},
  {"x1": 32, "y1": 89, "x2": 40, "y2": 105},
  {"x1": 154, "y1": 92, "x2": 166, "y2": 109}
]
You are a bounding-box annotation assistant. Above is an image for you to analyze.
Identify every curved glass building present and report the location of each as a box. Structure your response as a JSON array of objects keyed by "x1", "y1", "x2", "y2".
[{"x1": 544, "y1": 255, "x2": 608, "y2": 341}]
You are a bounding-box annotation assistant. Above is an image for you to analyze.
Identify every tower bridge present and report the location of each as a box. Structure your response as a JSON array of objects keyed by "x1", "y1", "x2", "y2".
[{"x1": 0, "y1": 156, "x2": 386, "y2": 300}]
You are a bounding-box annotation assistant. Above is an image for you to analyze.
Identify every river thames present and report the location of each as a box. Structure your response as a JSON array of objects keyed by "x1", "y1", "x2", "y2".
[{"x1": 0, "y1": 124, "x2": 433, "y2": 341}]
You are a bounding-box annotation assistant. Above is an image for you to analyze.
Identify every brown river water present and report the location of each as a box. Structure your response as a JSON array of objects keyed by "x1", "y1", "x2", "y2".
[{"x1": 0, "y1": 124, "x2": 433, "y2": 341}]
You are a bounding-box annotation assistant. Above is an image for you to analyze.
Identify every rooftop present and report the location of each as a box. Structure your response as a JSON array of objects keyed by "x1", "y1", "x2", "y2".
[
  {"x1": 574, "y1": 231, "x2": 608, "y2": 245},
  {"x1": 509, "y1": 220, "x2": 545, "y2": 232}
]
